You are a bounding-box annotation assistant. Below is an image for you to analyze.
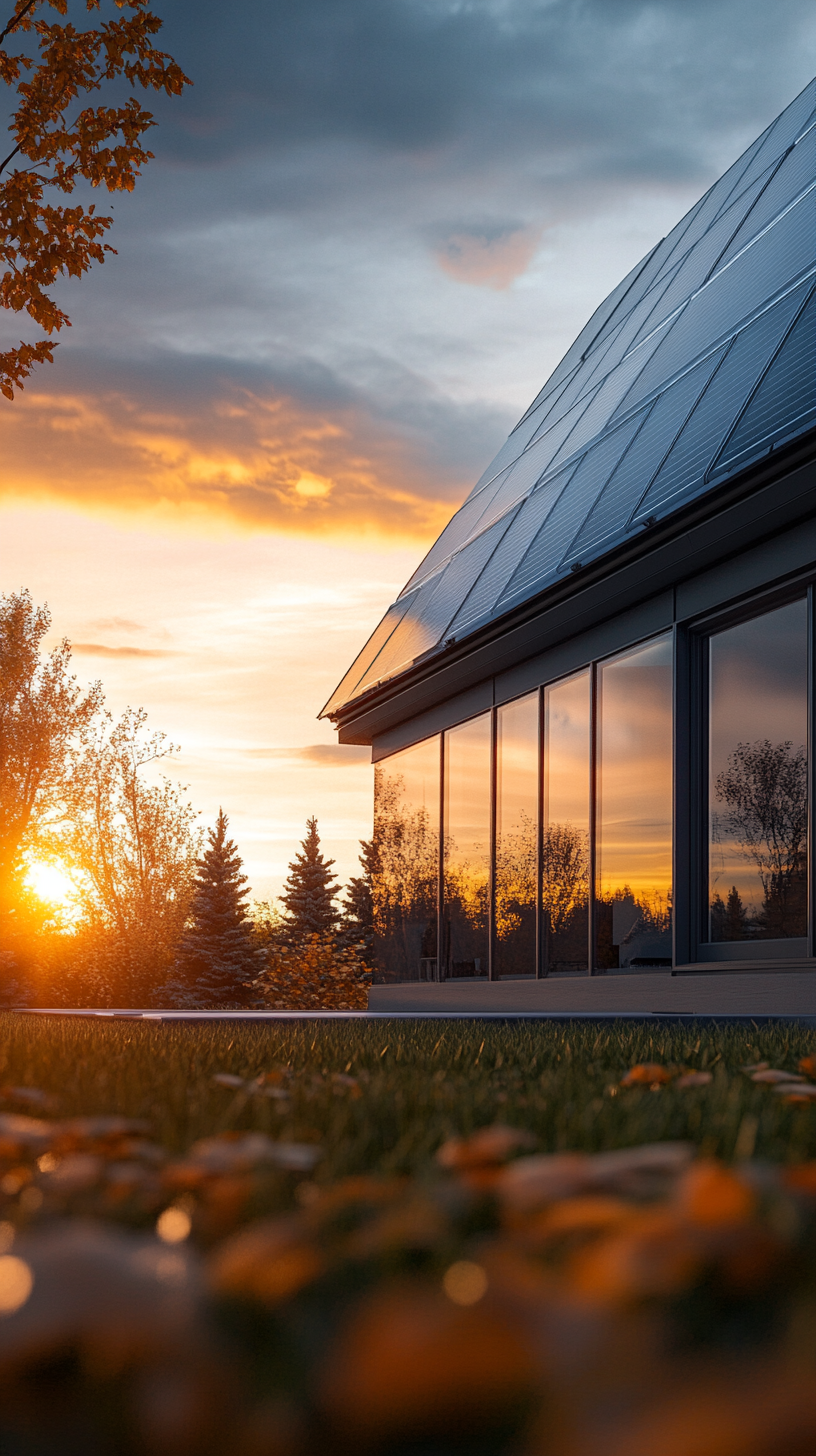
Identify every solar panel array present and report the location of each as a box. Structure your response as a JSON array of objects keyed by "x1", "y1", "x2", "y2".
[{"x1": 323, "y1": 79, "x2": 816, "y2": 719}]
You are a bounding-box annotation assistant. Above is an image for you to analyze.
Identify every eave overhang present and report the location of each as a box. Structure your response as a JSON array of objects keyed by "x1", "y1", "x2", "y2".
[{"x1": 329, "y1": 429, "x2": 816, "y2": 746}]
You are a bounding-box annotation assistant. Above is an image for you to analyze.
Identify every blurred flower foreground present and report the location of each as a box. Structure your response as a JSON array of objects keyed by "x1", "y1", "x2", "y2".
[{"x1": 2, "y1": 1092, "x2": 816, "y2": 1454}]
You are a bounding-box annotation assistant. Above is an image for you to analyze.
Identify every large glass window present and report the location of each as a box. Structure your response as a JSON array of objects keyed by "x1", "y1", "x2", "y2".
[
  {"x1": 494, "y1": 693, "x2": 538, "y2": 979},
  {"x1": 372, "y1": 737, "x2": 440, "y2": 982},
  {"x1": 543, "y1": 671, "x2": 590, "y2": 973},
  {"x1": 443, "y1": 714, "x2": 491, "y2": 978},
  {"x1": 708, "y1": 599, "x2": 808, "y2": 942},
  {"x1": 596, "y1": 635, "x2": 673, "y2": 970}
]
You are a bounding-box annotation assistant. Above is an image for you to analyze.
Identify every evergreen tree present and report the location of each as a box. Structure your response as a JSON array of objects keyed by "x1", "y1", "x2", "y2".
[
  {"x1": 170, "y1": 809, "x2": 259, "y2": 1005},
  {"x1": 280, "y1": 818, "x2": 339, "y2": 941},
  {"x1": 340, "y1": 834, "x2": 378, "y2": 954}
]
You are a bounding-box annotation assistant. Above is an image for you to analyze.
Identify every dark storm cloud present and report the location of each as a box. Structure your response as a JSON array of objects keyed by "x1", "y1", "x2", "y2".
[{"x1": 153, "y1": 0, "x2": 816, "y2": 184}]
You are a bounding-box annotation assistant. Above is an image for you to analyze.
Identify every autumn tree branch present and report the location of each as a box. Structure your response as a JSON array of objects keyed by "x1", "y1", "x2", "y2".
[{"x1": 0, "y1": 0, "x2": 38, "y2": 49}]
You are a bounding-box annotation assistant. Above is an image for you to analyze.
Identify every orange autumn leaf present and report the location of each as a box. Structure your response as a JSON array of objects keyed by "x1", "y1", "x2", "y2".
[
  {"x1": 436, "y1": 1124, "x2": 536, "y2": 1172},
  {"x1": 620, "y1": 1064, "x2": 673, "y2": 1088},
  {"x1": 208, "y1": 1217, "x2": 324, "y2": 1306},
  {"x1": 319, "y1": 1283, "x2": 540, "y2": 1440},
  {"x1": 677, "y1": 1161, "x2": 755, "y2": 1227},
  {"x1": 798, "y1": 1055, "x2": 816, "y2": 1080},
  {"x1": 569, "y1": 1208, "x2": 699, "y2": 1302},
  {"x1": 0, "y1": 0, "x2": 191, "y2": 398}
]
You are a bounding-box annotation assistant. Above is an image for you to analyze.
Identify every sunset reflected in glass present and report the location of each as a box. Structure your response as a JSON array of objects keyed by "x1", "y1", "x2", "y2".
[
  {"x1": 596, "y1": 635, "x2": 673, "y2": 970},
  {"x1": 373, "y1": 737, "x2": 440, "y2": 982},
  {"x1": 443, "y1": 714, "x2": 491, "y2": 978},
  {"x1": 543, "y1": 671, "x2": 590, "y2": 974},
  {"x1": 709, "y1": 599, "x2": 808, "y2": 942},
  {"x1": 495, "y1": 693, "x2": 538, "y2": 979}
]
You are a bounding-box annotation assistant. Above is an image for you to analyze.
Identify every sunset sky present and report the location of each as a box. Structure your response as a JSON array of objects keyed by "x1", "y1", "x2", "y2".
[{"x1": 3, "y1": 0, "x2": 815, "y2": 902}]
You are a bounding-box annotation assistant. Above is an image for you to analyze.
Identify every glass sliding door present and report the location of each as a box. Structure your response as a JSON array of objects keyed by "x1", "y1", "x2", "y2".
[
  {"x1": 543, "y1": 671, "x2": 590, "y2": 973},
  {"x1": 443, "y1": 713, "x2": 491, "y2": 978},
  {"x1": 494, "y1": 693, "x2": 538, "y2": 978},
  {"x1": 372, "y1": 737, "x2": 440, "y2": 982},
  {"x1": 708, "y1": 598, "x2": 808, "y2": 944},
  {"x1": 596, "y1": 634, "x2": 673, "y2": 970}
]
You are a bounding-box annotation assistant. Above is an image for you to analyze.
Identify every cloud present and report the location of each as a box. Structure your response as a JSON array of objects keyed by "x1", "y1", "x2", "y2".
[
  {"x1": 242, "y1": 744, "x2": 371, "y2": 765},
  {"x1": 297, "y1": 744, "x2": 371, "y2": 765},
  {"x1": 71, "y1": 643, "x2": 181, "y2": 659},
  {"x1": 435, "y1": 224, "x2": 543, "y2": 289},
  {"x1": 152, "y1": 0, "x2": 816, "y2": 185},
  {"x1": 87, "y1": 617, "x2": 149, "y2": 633},
  {"x1": 0, "y1": 349, "x2": 512, "y2": 539}
]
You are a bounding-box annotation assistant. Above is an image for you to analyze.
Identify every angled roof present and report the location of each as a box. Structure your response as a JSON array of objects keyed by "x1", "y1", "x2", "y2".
[{"x1": 323, "y1": 77, "x2": 816, "y2": 720}]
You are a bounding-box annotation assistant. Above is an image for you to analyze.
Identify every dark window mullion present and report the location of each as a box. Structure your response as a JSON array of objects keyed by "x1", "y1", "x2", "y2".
[
  {"x1": 489, "y1": 706, "x2": 498, "y2": 981},
  {"x1": 588, "y1": 662, "x2": 598, "y2": 975},
  {"x1": 809, "y1": 584, "x2": 815, "y2": 957},
  {"x1": 537, "y1": 685, "x2": 545, "y2": 978},
  {"x1": 438, "y1": 732, "x2": 445, "y2": 982}
]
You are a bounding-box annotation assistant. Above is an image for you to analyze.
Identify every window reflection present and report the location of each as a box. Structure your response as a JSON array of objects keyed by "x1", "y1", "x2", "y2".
[
  {"x1": 495, "y1": 693, "x2": 538, "y2": 978},
  {"x1": 709, "y1": 599, "x2": 808, "y2": 942},
  {"x1": 443, "y1": 714, "x2": 491, "y2": 978},
  {"x1": 543, "y1": 671, "x2": 590, "y2": 973},
  {"x1": 596, "y1": 635, "x2": 673, "y2": 970},
  {"x1": 372, "y1": 737, "x2": 439, "y2": 982}
]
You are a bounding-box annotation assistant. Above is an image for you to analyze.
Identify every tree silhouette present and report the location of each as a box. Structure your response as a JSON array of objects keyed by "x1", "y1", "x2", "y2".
[
  {"x1": 172, "y1": 809, "x2": 258, "y2": 1005},
  {"x1": 340, "y1": 833, "x2": 378, "y2": 954},
  {"x1": 710, "y1": 885, "x2": 749, "y2": 941},
  {"x1": 541, "y1": 822, "x2": 589, "y2": 937},
  {"x1": 713, "y1": 738, "x2": 807, "y2": 937},
  {"x1": 281, "y1": 817, "x2": 339, "y2": 941}
]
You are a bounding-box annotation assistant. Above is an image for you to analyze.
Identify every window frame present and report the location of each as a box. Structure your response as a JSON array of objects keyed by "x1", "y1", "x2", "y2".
[{"x1": 679, "y1": 581, "x2": 815, "y2": 968}]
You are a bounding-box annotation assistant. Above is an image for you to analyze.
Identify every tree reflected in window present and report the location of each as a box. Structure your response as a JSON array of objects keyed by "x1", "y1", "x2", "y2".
[
  {"x1": 443, "y1": 715, "x2": 490, "y2": 978},
  {"x1": 544, "y1": 671, "x2": 590, "y2": 972},
  {"x1": 495, "y1": 694, "x2": 537, "y2": 978},
  {"x1": 372, "y1": 739, "x2": 439, "y2": 982},
  {"x1": 709, "y1": 601, "x2": 808, "y2": 941}
]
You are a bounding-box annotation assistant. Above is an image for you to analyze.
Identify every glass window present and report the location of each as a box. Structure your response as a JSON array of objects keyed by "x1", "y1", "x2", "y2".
[
  {"x1": 543, "y1": 671, "x2": 590, "y2": 973},
  {"x1": 708, "y1": 599, "x2": 808, "y2": 942},
  {"x1": 443, "y1": 714, "x2": 491, "y2": 978},
  {"x1": 596, "y1": 635, "x2": 673, "y2": 970},
  {"x1": 372, "y1": 738, "x2": 439, "y2": 982},
  {"x1": 495, "y1": 693, "x2": 538, "y2": 979}
]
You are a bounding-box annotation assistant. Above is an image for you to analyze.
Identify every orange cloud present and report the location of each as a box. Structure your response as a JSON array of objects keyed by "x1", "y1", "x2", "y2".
[
  {"x1": 71, "y1": 643, "x2": 181, "y2": 658},
  {"x1": 0, "y1": 363, "x2": 481, "y2": 543},
  {"x1": 435, "y1": 226, "x2": 542, "y2": 289}
]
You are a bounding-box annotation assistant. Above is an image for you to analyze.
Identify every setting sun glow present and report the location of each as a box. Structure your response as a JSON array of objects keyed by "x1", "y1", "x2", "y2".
[{"x1": 26, "y1": 861, "x2": 75, "y2": 910}]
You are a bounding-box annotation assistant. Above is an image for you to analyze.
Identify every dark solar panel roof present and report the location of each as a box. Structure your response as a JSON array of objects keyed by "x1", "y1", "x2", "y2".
[{"x1": 323, "y1": 78, "x2": 816, "y2": 719}]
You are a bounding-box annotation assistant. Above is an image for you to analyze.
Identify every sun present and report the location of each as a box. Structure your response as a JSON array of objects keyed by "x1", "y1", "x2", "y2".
[{"x1": 26, "y1": 860, "x2": 76, "y2": 910}]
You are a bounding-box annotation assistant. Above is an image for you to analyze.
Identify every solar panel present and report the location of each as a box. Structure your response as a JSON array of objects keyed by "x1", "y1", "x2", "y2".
[
  {"x1": 713, "y1": 283, "x2": 816, "y2": 476},
  {"x1": 324, "y1": 78, "x2": 816, "y2": 717},
  {"x1": 498, "y1": 413, "x2": 648, "y2": 606},
  {"x1": 636, "y1": 282, "x2": 811, "y2": 519}
]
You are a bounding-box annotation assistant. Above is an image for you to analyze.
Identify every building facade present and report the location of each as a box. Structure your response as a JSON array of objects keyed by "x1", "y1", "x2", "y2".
[{"x1": 322, "y1": 79, "x2": 816, "y2": 1014}]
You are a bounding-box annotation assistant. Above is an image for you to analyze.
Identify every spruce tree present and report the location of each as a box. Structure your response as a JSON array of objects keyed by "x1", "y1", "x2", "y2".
[
  {"x1": 280, "y1": 817, "x2": 339, "y2": 941},
  {"x1": 340, "y1": 834, "x2": 378, "y2": 954},
  {"x1": 171, "y1": 809, "x2": 259, "y2": 1005}
]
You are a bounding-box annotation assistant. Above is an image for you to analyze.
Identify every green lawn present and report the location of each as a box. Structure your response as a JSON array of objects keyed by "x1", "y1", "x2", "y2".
[
  {"x1": 2, "y1": 1012, "x2": 816, "y2": 1171},
  {"x1": 2, "y1": 1012, "x2": 816, "y2": 1456}
]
